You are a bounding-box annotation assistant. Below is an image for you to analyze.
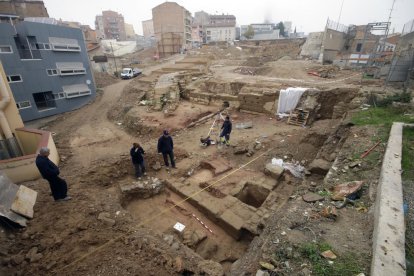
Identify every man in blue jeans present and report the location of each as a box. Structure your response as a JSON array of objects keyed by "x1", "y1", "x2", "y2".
[
  {"x1": 130, "y1": 143, "x2": 146, "y2": 179},
  {"x1": 157, "y1": 130, "x2": 176, "y2": 170}
]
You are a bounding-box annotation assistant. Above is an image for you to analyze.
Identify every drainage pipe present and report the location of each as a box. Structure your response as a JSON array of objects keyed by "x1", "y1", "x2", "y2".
[{"x1": 0, "y1": 77, "x2": 12, "y2": 139}]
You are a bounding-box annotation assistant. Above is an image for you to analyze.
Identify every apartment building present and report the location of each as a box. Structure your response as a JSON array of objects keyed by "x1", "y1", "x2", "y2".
[
  {"x1": 240, "y1": 23, "x2": 280, "y2": 40},
  {"x1": 152, "y1": 2, "x2": 192, "y2": 57},
  {"x1": 0, "y1": 0, "x2": 48, "y2": 18},
  {"x1": 142, "y1": 19, "x2": 154, "y2": 39},
  {"x1": 203, "y1": 14, "x2": 236, "y2": 43},
  {"x1": 95, "y1": 10, "x2": 126, "y2": 41},
  {"x1": 124, "y1": 23, "x2": 136, "y2": 40},
  {"x1": 0, "y1": 19, "x2": 96, "y2": 121}
]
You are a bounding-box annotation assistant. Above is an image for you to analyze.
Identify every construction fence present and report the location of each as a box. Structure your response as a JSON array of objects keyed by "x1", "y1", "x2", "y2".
[
  {"x1": 326, "y1": 18, "x2": 349, "y2": 34},
  {"x1": 402, "y1": 19, "x2": 414, "y2": 36}
]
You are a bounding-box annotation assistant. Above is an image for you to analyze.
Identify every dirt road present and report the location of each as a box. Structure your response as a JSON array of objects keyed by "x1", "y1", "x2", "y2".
[{"x1": 45, "y1": 54, "x2": 186, "y2": 167}]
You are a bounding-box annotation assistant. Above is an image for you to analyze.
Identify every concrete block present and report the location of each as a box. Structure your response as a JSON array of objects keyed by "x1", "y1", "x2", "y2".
[{"x1": 371, "y1": 123, "x2": 406, "y2": 276}]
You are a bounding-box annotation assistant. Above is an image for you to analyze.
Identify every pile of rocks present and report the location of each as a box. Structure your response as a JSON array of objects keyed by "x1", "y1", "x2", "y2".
[{"x1": 120, "y1": 177, "x2": 165, "y2": 200}]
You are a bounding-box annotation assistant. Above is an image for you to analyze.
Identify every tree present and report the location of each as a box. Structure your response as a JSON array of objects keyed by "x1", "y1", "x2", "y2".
[
  {"x1": 244, "y1": 25, "x2": 255, "y2": 39},
  {"x1": 276, "y1": 22, "x2": 285, "y2": 37}
]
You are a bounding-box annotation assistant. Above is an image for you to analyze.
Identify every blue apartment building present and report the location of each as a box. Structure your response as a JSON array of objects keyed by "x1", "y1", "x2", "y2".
[{"x1": 0, "y1": 18, "x2": 96, "y2": 121}]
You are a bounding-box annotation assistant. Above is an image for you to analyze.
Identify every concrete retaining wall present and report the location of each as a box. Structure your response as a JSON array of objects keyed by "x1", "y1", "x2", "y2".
[{"x1": 371, "y1": 122, "x2": 406, "y2": 275}]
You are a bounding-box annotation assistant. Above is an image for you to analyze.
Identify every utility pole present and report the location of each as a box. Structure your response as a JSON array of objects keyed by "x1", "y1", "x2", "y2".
[
  {"x1": 110, "y1": 42, "x2": 118, "y2": 76},
  {"x1": 379, "y1": 0, "x2": 396, "y2": 54},
  {"x1": 336, "y1": 0, "x2": 345, "y2": 29}
]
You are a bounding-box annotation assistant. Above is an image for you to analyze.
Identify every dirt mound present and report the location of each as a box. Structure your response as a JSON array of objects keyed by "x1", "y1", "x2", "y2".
[{"x1": 93, "y1": 71, "x2": 120, "y2": 88}]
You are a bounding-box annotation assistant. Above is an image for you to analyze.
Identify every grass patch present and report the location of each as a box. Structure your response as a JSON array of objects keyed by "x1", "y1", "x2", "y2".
[
  {"x1": 403, "y1": 127, "x2": 414, "y2": 181},
  {"x1": 352, "y1": 107, "x2": 414, "y2": 127},
  {"x1": 352, "y1": 107, "x2": 414, "y2": 141},
  {"x1": 300, "y1": 242, "x2": 365, "y2": 276}
]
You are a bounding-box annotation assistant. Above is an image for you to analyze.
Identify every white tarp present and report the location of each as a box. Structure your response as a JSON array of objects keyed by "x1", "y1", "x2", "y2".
[
  {"x1": 101, "y1": 40, "x2": 137, "y2": 57},
  {"x1": 276, "y1": 87, "x2": 308, "y2": 115}
]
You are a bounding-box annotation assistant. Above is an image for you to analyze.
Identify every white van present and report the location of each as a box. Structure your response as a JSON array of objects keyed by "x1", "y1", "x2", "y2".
[
  {"x1": 120, "y1": 68, "x2": 142, "y2": 79},
  {"x1": 121, "y1": 68, "x2": 133, "y2": 79}
]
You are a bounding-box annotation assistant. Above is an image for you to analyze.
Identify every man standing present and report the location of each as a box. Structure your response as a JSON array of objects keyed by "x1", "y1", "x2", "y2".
[
  {"x1": 35, "y1": 147, "x2": 71, "y2": 201},
  {"x1": 157, "y1": 130, "x2": 176, "y2": 170},
  {"x1": 220, "y1": 116, "x2": 232, "y2": 146},
  {"x1": 130, "y1": 143, "x2": 146, "y2": 179}
]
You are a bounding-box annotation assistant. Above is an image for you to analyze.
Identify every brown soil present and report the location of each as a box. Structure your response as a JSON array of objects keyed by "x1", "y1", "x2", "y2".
[{"x1": 0, "y1": 42, "x2": 387, "y2": 276}]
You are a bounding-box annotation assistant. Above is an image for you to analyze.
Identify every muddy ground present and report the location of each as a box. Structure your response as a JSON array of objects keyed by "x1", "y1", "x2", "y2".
[{"x1": 0, "y1": 42, "x2": 389, "y2": 276}]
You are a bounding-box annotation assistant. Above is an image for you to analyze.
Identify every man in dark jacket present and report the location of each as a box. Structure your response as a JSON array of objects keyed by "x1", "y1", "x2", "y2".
[
  {"x1": 220, "y1": 116, "x2": 232, "y2": 146},
  {"x1": 130, "y1": 143, "x2": 146, "y2": 178},
  {"x1": 35, "y1": 147, "x2": 71, "y2": 201},
  {"x1": 157, "y1": 130, "x2": 175, "y2": 169}
]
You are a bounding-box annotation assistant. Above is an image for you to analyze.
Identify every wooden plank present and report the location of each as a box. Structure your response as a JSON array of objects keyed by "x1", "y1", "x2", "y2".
[{"x1": 11, "y1": 185, "x2": 37, "y2": 219}]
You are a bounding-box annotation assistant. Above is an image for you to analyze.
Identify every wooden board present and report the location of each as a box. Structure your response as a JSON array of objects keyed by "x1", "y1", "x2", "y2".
[
  {"x1": 11, "y1": 185, "x2": 37, "y2": 219},
  {"x1": 288, "y1": 109, "x2": 309, "y2": 126}
]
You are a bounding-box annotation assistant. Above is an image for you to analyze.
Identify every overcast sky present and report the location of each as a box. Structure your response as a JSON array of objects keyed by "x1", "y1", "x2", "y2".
[{"x1": 43, "y1": 0, "x2": 414, "y2": 35}]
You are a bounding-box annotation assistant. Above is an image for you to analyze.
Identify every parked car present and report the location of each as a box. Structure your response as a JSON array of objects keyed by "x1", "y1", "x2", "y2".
[
  {"x1": 120, "y1": 68, "x2": 142, "y2": 79},
  {"x1": 132, "y1": 68, "x2": 142, "y2": 77}
]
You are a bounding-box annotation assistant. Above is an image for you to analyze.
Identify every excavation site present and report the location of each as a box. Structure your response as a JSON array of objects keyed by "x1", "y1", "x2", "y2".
[{"x1": 1, "y1": 38, "x2": 412, "y2": 276}]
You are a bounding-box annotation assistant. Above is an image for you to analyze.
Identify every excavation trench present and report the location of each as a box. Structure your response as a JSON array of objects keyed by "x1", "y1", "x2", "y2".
[{"x1": 108, "y1": 85, "x2": 357, "y2": 273}]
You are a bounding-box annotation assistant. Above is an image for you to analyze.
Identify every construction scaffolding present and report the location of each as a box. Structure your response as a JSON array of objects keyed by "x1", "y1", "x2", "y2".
[{"x1": 157, "y1": 32, "x2": 183, "y2": 58}]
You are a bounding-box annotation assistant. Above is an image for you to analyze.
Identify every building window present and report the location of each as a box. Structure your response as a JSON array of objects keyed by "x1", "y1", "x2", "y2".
[
  {"x1": 14, "y1": 37, "x2": 42, "y2": 59},
  {"x1": 53, "y1": 92, "x2": 66, "y2": 99},
  {"x1": 33, "y1": 91, "x2": 56, "y2": 111},
  {"x1": 34, "y1": 43, "x2": 52, "y2": 50},
  {"x1": 51, "y1": 44, "x2": 81, "y2": 52},
  {"x1": 47, "y1": 69, "x2": 58, "y2": 76},
  {"x1": 59, "y1": 68, "x2": 86, "y2": 76},
  {"x1": 6, "y1": 75, "x2": 23, "y2": 83},
  {"x1": 16, "y1": 101, "x2": 32, "y2": 109},
  {"x1": 65, "y1": 89, "x2": 91, "y2": 99},
  {"x1": 356, "y1": 43, "x2": 362, "y2": 52},
  {"x1": 0, "y1": 45, "x2": 13, "y2": 53}
]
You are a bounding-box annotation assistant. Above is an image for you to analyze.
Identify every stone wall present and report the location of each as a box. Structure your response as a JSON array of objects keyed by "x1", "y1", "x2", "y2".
[{"x1": 300, "y1": 32, "x2": 324, "y2": 59}]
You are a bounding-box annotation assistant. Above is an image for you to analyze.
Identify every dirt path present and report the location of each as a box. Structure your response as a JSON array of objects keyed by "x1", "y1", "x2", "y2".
[{"x1": 48, "y1": 54, "x2": 186, "y2": 167}]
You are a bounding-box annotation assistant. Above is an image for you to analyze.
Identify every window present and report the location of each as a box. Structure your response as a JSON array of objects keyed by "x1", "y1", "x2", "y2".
[
  {"x1": 0, "y1": 45, "x2": 13, "y2": 53},
  {"x1": 65, "y1": 89, "x2": 91, "y2": 98},
  {"x1": 356, "y1": 43, "x2": 362, "y2": 52},
  {"x1": 59, "y1": 68, "x2": 86, "y2": 76},
  {"x1": 16, "y1": 101, "x2": 31, "y2": 109},
  {"x1": 63, "y1": 84, "x2": 91, "y2": 99},
  {"x1": 53, "y1": 92, "x2": 65, "y2": 99},
  {"x1": 33, "y1": 43, "x2": 51, "y2": 50},
  {"x1": 52, "y1": 44, "x2": 81, "y2": 52},
  {"x1": 6, "y1": 75, "x2": 22, "y2": 83},
  {"x1": 32, "y1": 91, "x2": 56, "y2": 111},
  {"x1": 46, "y1": 69, "x2": 58, "y2": 76}
]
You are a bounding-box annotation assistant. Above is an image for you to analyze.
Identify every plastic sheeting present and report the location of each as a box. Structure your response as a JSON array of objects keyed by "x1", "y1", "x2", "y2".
[{"x1": 276, "y1": 87, "x2": 309, "y2": 115}]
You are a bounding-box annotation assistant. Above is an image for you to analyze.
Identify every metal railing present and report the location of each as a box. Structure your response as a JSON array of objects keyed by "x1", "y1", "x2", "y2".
[
  {"x1": 326, "y1": 18, "x2": 349, "y2": 34},
  {"x1": 402, "y1": 19, "x2": 414, "y2": 36}
]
